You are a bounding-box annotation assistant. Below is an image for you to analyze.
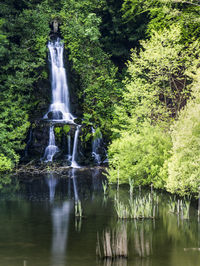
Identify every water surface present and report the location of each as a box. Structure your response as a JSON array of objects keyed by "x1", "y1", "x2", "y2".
[{"x1": 0, "y1": 168, "x2": 199, "y2": 266}]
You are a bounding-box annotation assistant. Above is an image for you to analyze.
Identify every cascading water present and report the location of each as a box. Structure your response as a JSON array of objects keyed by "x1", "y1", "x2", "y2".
[
  {"x1": 67, "y1": 135, "x2": 72, "y2": 161},
  {"x1": 92, "y1": 127, "x2": 102, "y2": 165},
  {"x1": 43, "y1": 126, "x2": 59, "y2": 162},
  {"x1": 44, "y1": 38, "x2": 74, "y2": 122},
  {"x1": 71, "y1": 125, "x2": 81, "y2": 168}
]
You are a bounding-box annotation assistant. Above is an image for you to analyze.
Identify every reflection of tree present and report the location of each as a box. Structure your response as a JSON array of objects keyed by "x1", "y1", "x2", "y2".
[
  {"x1": 162, "y1": 202, "x2": 199, "y2": 245},
  {"x1": 0, "y1": 175, "x2": 20, "y2": 198}
]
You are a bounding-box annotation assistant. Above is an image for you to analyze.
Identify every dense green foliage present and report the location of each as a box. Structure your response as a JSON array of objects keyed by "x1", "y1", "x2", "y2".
[
  {"x1": 59, "y1": 0, "x2": 121, "y2": 138},
  {"x1": 0, "y1": 0, "x2": 51, "y2": 171},
  {"x1": 108, "y1": 0, "x2": 200, "y2": 196},
  {"x1": 0, "y1": 0, "x2": 125, "y2": 170}
]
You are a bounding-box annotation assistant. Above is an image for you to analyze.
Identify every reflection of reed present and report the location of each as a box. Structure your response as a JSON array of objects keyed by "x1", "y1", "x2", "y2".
[
  {"x1": 96, "y1": 223, "x2": 128, "y2": 261},
  {"x1": 99, "y1": 257, "x2": 127, "y2": 266},
  {"x1": 134, "y1": 257, "x2": 151, "y2": 266},
  {"x1": 132, "y1": 221, "x2": 153, "y2": 258}
]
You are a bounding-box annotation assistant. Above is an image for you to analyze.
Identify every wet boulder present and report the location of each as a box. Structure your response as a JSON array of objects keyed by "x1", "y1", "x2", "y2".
[{"x1": 48, "y1": 111, "x2": 63, "y2": 120}]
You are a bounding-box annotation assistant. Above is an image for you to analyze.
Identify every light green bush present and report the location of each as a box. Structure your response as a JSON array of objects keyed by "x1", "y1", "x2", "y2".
[
  {"x1": 166, "y1": 71, "x2": 200, "y2": 195},
  {"x1": 0, "y1": 154, "x2": 12, "y2": 172},
  {"x1": 108, "y1": 123, "x2": 172, "y2": 188}
]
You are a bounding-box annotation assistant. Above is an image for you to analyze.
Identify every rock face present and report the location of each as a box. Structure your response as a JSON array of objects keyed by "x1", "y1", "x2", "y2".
[
  {"x1": 53, "y1": 20, "x2": 59, "y2": 33},
  {"x1": 24, "y1": 120, "x2": 101, "y2": 165}
]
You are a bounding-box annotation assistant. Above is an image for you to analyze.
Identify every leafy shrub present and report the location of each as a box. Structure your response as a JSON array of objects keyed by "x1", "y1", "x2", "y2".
[
  {"x1": 108, "y1": 123, "x2": 172, "y2": 188},
  {"x1": 0, "y1": 154, "x2": 12, "y2": 172},
  {"x1": 166, "y1": 71, "x2": 200, "y2": 195}
]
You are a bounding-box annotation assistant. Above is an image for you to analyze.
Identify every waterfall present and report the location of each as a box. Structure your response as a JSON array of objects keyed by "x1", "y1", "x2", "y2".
[
  {"x1": 43, "y1": 126, "x2": 59, "y2": 162},
  {"x1": 40, "y1": 37, "x2": 105, "y2": 165},
  {"x1": 92, "y1": 127, "x2": 102, "y2": 165},
  {"x1": 67, "y1": 134, "x2": 72, "y2": 162},
  {"x1": 44, "y1": 38, "x2": 74, "y2": 122},
  {"x1": 71, "y1": 125, "x2": 81, "y2": 168}
]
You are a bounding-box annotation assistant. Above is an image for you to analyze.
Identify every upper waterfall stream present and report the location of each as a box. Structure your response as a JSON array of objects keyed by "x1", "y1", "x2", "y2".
[{"x1": 44, "y1": 38, "x2": 74, "y2": 122}]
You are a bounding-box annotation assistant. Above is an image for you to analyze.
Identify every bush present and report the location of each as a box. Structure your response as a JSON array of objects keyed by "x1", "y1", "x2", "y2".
[
  {"x1": 108, "y1": 123, "x2": 172, "y2": 188},
  {"x1": 166, "y1": 71, "x2": 200, "y2": 195},
  {"x1": 0, "y1": 154, "x2": 12, "y2": 172}
]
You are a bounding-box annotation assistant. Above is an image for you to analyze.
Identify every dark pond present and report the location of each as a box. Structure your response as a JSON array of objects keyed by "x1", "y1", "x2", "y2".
[{"x1": 0, "y1": 167, "x2": 199, "y2": 266}]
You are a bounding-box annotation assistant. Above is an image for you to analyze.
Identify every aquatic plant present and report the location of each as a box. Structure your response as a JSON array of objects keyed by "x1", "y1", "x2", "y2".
[
  {"x1": 75, "y1": 200, "x2": 83, "y2": 217},
  {"x1": 168, "y1": 196, "x2": 177, "y2": 213},
  {"x1": 182, "y1": 197, "x2": 191, "y2": 220},
  {"x1": 75, "y1": 216, "x2": 82, "y2": 232},
  {"x1": 102, "y1": 180, "x2": 108, "y2": 195},
  {"x1": 114, "y1": 193, "x2": 157, "y2": 219},
  {"x1": 129, "y1": 178, "x2": 134, "y2": 197},
  {"x1": 168, "y1": 196, "x2": 191, "y2": 219},
  {"x1": 114, "y1": 196, "x2": 129, "y2": 219}
]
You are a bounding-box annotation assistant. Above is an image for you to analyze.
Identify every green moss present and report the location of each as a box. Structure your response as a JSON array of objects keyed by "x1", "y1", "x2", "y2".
[
  {"x1": 63, "y1": 125, "x2": 70, "y2": 135},
  {"x1": 54, "y1": 127, "x2": 62, "y2": 142}
]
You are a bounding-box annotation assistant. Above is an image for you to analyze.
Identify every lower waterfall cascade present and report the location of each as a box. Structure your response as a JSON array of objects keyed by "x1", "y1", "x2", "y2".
[{"x1": 43, "y1": 125, "x2": 59, "y2": 162}]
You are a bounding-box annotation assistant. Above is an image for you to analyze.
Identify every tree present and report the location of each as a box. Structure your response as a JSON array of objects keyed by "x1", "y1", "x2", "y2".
[{"x1": 59, "y1": 0, "x2": 121, "y2": 139}]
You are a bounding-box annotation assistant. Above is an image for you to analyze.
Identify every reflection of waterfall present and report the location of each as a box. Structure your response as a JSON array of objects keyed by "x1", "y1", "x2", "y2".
[
  {"x1": 43, "y1": 126, "x2": 59, "y2": 162},
  {"x1": 46, "y1": 172, "x2": 72, "y2": 266},
  {"x1": 92, "y1": 127, "x2": 102, "y2": 165},
  {"x1": 46, "y1": 172, "x2": 57, "y2": 202},
  {"x1": 44, "y1": 38, "x2": 74, "y2": 122},
  {"x1": 51, "y1": 201, "x2": 71, "y2": 266},
  {"x1": 71, "y1": 125, "x2": 81, "y2": 168},
  {"x1": 71, "y1": 168, "x2": 79, "y2": 201},
  {"x1": 92, "y1": 168, "x2": 102, "y2": 192}
]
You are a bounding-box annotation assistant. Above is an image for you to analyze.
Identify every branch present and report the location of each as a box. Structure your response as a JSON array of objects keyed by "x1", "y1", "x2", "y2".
[{"x1": 169, "y1": 0, "x2": 200, "y2": 7}]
